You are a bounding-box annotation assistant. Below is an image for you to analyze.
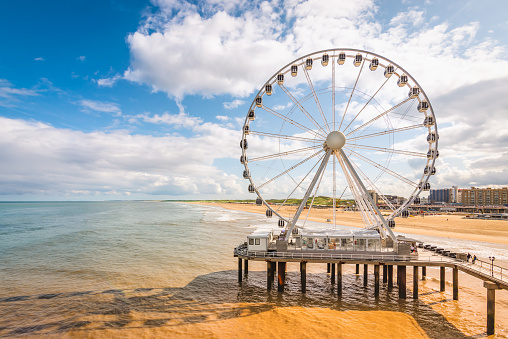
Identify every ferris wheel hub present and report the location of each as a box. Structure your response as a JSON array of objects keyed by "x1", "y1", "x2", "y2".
[{"x1": 325, "y1": 131, "x2": 346, "y2": 150}]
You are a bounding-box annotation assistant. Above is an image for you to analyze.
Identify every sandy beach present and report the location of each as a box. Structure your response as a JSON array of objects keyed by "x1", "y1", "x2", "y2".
[{"x1": 193, "y1": 202, "x2": 508, "y2": 245}]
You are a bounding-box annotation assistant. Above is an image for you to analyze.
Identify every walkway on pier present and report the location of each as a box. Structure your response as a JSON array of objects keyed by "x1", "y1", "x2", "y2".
[
  {"x1": 234, "y1": 245, "x2": 507, "y2": 335},
  {"x1": 235, "y1": 246, "x2": 507, "y2": 289}
]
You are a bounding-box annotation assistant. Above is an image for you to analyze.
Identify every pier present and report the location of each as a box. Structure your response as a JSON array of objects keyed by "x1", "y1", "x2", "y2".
[{"x1": 235, "y1": 244, "x2": 507, "y2": 335}]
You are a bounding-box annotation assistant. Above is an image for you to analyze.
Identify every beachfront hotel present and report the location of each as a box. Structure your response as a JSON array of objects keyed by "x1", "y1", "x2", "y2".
[{"x1": 459, "y1": 187, "x2": 508, "y2": 206}]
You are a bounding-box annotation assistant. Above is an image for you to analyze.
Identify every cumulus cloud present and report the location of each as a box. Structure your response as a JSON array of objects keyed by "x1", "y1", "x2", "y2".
[
  {"x1": 77, "y1": 56, "x2": 86, "y2": 61},
  {"x1": 223, "y1": 99, "x2": 245, "y2": 109},
  {"x1": 124, "y1": 0, "x2": 508, "y2": 103},
  {"x1": 120, "y1": 0, "x2": 508, "y2": 195},
  {"x1": 129, "y1": 111, "x2": 202, "y2": 129},
  {"x1": 0, "y1": 116, "x2": 242, "y2": 198},
  {"x1": 96, "y1": 74, "x2": 122, "y2": 87},
  {"x1": 0, "y1": 79, "x2": 39, "y2": 106},
  {"x1": 216, "y1": 115, "x2": 230, "y2": 121},
  {"x1": 79, "y1": 99, "x2": 122, "y2": 116},
  {"x1": 34, "y1": 57, "x2": 45, "y2": 61}
]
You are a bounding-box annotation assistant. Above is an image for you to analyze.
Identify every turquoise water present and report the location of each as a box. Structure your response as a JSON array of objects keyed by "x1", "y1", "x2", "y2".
[
  {"x1": 0, "y1": 201, "x2": 261, "y2": 296},
  {"x1": 1, "y1": 201, "x2": 507, "y2": 337}
]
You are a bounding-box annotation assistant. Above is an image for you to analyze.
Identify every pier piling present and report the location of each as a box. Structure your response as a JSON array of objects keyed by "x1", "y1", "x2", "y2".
[
  {"x1": 453, "y1": 266, "x2": 459, "y2": 300},
  {"x1": 388, "y1": 265, "x2": 393, "y2": 290},
  {"x1": 484, "y1": 281, "x2": 498, "y2": 335},
  {"x1": 238, "y1": 258, "x2": 242, "y2": 283},
  {"x1": 244, "y1": 259, "x2": 248, "y2": 275},
  {"x1": 300, "y1": 261, "x2": 307, "y2": 293},
  {"x1": 398, "y1": 265, "x2": 406, "y2": 299},
  {"x1": 331, "y1": 263, "x2": 335, "y2": 285},
  {"x1": 356, "y1": 264, "x2": 360, "y2": 274},
  {"x1": 267, "y1": 261, "x2": 274, "y2": 290},
  {"x1": 413, "y1": 266, "x2": 419, "y2": 299},
  {"x1": 374, "y1": 265, "x2": 380, "y2": 297},
  {"x1": 364, "y1": 264, "x2": 368, "y2": 286},
  {"x1": 422, "y1": 266, "x2": 426, "y2": 280},
  {"x1": 337, "y1": 263, "x2": 343, "y2": 297},
  {"x1": 278, "y1": 262, "x2": 286, "y2": 292},
  {"x1": 383, "y1": 264, "x2": 387, "y2": 284},
  {"x1": 327, "y1": 263, "x2": 331, "y2": 273},
  {"x1": 440, "y1": 267, "x2": 446, "y2": 292}
]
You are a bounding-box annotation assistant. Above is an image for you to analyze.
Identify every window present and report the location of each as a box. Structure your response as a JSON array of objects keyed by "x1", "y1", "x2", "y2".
[
  {"x1": 255, "y1": 239, "x2": 260, "y2": 245},
  {"x1": 249, "y1": 239, "x2": 254, "y2": 245}
]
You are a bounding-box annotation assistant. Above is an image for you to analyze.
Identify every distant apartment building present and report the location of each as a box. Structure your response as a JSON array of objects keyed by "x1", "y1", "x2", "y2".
[
  {"x1": 429, "y1": 188, "x2": 451, "y2": 203},
  {"x1": 429, "y1": 186, "x2": 459, "y2": 204},
  {"x1": 368, "y1": 190, "x2": 405, "y2": 205},
  {"x1": 459, "y1": 187, "x2": 508, "y2": 206}
]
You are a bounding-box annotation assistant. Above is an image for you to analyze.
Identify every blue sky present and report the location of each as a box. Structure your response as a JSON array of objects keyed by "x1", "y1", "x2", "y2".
[{"x1": 1, "y1": 0, "x2": 508, "y2": 201}]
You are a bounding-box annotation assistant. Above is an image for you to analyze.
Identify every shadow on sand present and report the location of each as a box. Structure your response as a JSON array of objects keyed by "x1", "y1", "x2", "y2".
[{"x1": 0, "y1": 270, "x2": 482, "y2": 338}]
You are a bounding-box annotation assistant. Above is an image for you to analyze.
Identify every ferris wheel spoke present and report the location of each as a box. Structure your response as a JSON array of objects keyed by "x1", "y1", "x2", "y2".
[
  {"x1": 338, "y1": 55, "x2": 366, "y2": 131},
  {"x1": 249, "y1": 145, "x2": 323, "y2": 162},
  {"x1": 273, "y1": 152, "x2": 327, "y2": 214},
  {"x1": 284, "y1": 149, "x2": 332, "y2": 238},
  {"x1": 301, "y1": 156, "x2": 329, "y2": 228},
  {"x1": 338, "y1": 150, "x2": 395, "y2": 240},
  {"x1": 279, "y1": 85, "x2": 326, "y2": 136},
  {"x1": 332, "y1": 155, "x2": 337, "y2": 229},
  {"x1": 256, "y1": 149, "x2": 323, "y2": 190},
  {"x1": 342, "y1": 75, "x2": 392, "y2": 132},
  {"x1": 347, "y1": 144, "x2": 427, "y2": 158},
  {"x1": 332, "y1": 58, "x2": 336, "y2": 130},
  {"x1": 261, "y1": 105, "x2": 323, "y2": 139},
  {"x1": 302, "y1": 66, "x2": 330, "y2": 133},
  {"x1": 347, "y1": 124, "x2": 424, "y2": 141},
  {"x1": 345, "y1": 97, "x2": 412, "y2": 137},
  {"x1": 348, "y1": 157, "x2": 398, "y2": 213},
  {"x1": 250, "y1": 130, "x2": 324, "y2": 143},
  {"x1": 345, "y1": 149, "x2": 418, "y2": 187},
  {"x1": 336, "y1": 153, "x2": 371, "y2": 226}
]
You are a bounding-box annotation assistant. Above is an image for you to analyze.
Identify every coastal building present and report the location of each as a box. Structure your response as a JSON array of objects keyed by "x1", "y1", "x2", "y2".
[
  {"x1": 429, "y1": 186, "x2": 459, "y2": 204},
  {"x1": 459, "y1": 187, "x2": 508, "y2": 206},
  {"x1": 429, "y1": 188, "x2": 452, "y2": 203},
  {"x1": 368, "y1": 190, "x2": 405, "y2": 205}
]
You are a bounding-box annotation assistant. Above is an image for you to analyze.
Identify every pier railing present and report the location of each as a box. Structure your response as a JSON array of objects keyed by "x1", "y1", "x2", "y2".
[
  {"x1": 234, "y1": 245, "x2": 507, "y2": 286},
  {"x1": 235, "y1": 246, "x2": 411, "y2": 261},
  {"x1": 462, "y1": 259, "x2": 506, "y2": 285}
]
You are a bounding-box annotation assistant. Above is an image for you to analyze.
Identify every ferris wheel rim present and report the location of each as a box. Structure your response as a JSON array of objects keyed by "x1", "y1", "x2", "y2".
[{"x1": 241, "y1": 48, "x2": 438, "y2": 228}]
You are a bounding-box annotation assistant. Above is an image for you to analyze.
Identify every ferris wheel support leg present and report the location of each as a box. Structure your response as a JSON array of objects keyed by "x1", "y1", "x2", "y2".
[
  {"x1": 339, "y1": 150, "x2": 398, "y2": 247},
  {"x1": 284, "y1": 149, "x2": 332, "y2": 241}
]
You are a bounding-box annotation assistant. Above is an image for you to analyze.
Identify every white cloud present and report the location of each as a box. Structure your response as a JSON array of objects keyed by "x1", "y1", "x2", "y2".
[
  {"x1": 130, "y1": 111, "x2": 202, "y2": 129},
  {"x1": 223, "y1": 99, "x2": 245, "y2": 109},
  {"x1": 79, "y1": 99, "x2": 122, "y2": 116},
  {"x1": 96, "y1": 74, "x2": 122, "y2": 87},
  {"x1": 216, "y1": 115, "x2": 230, "y2": 121},
  {"x1": 389, "y1": 9, "x2": 425, "y2": 27},
  {"x1": 77, "y1": 56, "x2": 86, "y2": 62},
  {"x1": 124, "y1": 0, "x2": 508, "y2": 103},
  {"x1": 273, "y1": 102, "x2": 293, "y2": 111},
  {"x1": 0, "y1": 116, "x2": 243, "y2": 198},
  {"x1": 0, "y1": 79, "x2": 39, "y2": 105},
  {"x1": 34, "y1": 57, "x2": 45, "y2": 61}
]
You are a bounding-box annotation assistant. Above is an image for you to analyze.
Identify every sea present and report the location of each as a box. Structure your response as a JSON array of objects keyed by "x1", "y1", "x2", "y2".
[{"x1": 0, "y1": 201, "x2": 507, "y2": 338}]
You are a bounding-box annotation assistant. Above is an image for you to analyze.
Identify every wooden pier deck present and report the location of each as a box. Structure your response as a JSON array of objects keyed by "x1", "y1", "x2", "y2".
[{"x1": 234, "y1": 245, "x2": 507, "y2": 335}]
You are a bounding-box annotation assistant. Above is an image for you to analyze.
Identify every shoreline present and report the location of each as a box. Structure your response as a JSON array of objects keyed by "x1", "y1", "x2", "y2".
[{"x1": 190, "y1": 201, "x2": 508, "y2": 245}]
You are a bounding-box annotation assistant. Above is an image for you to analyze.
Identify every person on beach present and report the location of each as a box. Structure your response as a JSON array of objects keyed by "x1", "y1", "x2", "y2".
[
  {"x1": 467, "y1": 253, "x2": 471, "y2": 262},
  {"x1": 473, "y1": 255, "x2": 477, "y2": 264}
]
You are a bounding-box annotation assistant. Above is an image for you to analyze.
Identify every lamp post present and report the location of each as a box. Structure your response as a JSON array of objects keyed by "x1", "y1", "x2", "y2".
[{"x1": 489, "y1": 256, "x2": 496, "y2": 277}]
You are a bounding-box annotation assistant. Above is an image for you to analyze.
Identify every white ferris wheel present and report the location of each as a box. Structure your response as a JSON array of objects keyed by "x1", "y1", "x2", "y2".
[{"x1": 240, "y1": 48, "x2": 438, "y2": 242}]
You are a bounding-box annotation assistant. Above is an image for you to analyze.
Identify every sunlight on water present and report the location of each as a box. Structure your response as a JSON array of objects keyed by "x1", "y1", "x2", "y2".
[{"x1": 0, "y1": 202, "x2": 507, "y2": 338}]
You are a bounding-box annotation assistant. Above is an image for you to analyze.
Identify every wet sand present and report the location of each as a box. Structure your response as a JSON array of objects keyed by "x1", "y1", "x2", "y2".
[{"x1": 193, "y1": 202, "x2": 508, "y2": 245}]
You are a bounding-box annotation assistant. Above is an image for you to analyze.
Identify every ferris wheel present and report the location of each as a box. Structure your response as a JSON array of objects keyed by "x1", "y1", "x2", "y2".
[{"x1": 240, "y1": 49, "x2": 438, "y2": 241}]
